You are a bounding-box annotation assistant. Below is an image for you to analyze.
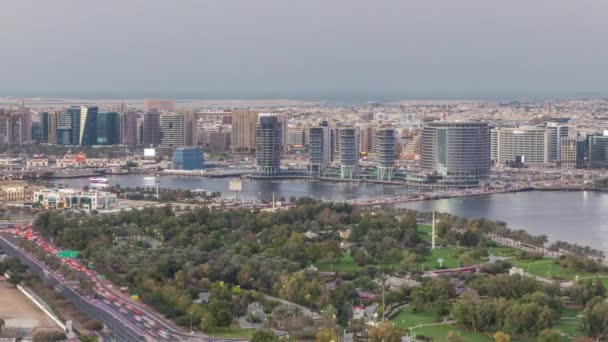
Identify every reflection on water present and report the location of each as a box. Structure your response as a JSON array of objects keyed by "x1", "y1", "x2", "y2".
[
  {"x1": 53, "y1": 175, "x2": 414, "y2": 202},
  {"x1": 398, "y1": 191, "x2": 608, "y2": 252}
]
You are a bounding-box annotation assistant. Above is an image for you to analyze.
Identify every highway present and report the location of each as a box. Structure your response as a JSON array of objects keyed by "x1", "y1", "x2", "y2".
[{"x1": 0, "y1": 223, "x2": 243, "y2": 342}]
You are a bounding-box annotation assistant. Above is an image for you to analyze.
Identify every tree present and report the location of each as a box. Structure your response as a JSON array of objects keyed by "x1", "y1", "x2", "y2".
[
  {"x1": 83, "y1": 320, "x2": 103, "y2": 331},
  {"x1": 494, "y1": 331, "x2": 511, "y2": 342},
  {"x1": 251, "y1": 330, "x2": 278, "y2": 342},
  {"x1": 537, "y1": 329, "x2": 560, "y2": 342},
  {"x1": 33, "y1": 329, "x2": 67, "y2": 342},
  {"x1": 581, "y1": 299, "x2": 608, "y2": 340},
  {"x1": 368, "y1": 322, "x2": 404, "y2": 342},
  {"x1": 0, "y1": 318, "x2": 4, "y2": 335}
]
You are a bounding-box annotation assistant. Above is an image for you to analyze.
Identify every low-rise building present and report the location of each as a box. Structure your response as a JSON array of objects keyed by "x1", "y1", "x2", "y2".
[
  {"x1": 33, "y1": 188, "x2": 118, "y2": 211},
  {"x1": 0, "y1": 180, "x2": 34, "y2": 202}
]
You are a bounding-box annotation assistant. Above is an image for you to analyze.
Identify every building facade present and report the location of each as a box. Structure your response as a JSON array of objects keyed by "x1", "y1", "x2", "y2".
[
  {"x1": 34, "y1": 188, "x2": 118, "y2": 211},
  {"x1": 373, "y1": 127, "x2": 396, "y2": 181},
  {"x1": 79, "y1": 106, "x2": 98, "y2": 146},
  {"x1": 119, "y1": 112, "x2": 139, "y2": 146},
  {"x1": 421, "y1": 122, "x2": 490, "y2": 184},
  {"x1": 338, "y1": 127, "x2": 359, "y2": 179},
  {"x1": 256, "y1": 114, "x2": 282, "y2": 176},
  {"x1": 96, "y1": 111, "x2": 120, "y2": 145},
  {"x1": 160, "y1": 113, "x2": 185, "y2": 148},
  {"x1": 0, "y1": 180, "x2": 33, "y2": 202},
  {"x1": 172, "y1": 147, "x2": 204, "y2": 170},
  {"x1": 143, "y1": 111, "x2": 162, "y2": 146},
  {"x1": 491, "y1": 127, "x2": 550, "y2": 166},
  {"x1": 231, "y1": 109, "x2": 258, "y2": 152},
  {"x1": 560, "y1": 137, "x2": 577, "y2": 168},
  {"x1": 308, "y1": 124, "x2": 331, "y2": 175}
]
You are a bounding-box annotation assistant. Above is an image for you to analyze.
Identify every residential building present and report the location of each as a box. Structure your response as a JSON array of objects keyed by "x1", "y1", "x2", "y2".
[
  {"x1": 338, "y1": 127, "x2": 359, "y2": 179},
  {"x1": 231, "y1": 109, "x2": 258, "y2": 152},
  {"x1": 421, "y1": 122, "x2": 490, "y2": 184},
  {"x1": 373, "y1": 127, "x2": 396, "y2": 181},
  {"x1": 308, "y1": 124, "x2": 331, "y2": 175},
  {"x1": 256, "y1": 114, "x2": 282, "y2": 176},
  {"x1": 42, "y1": 111, "x2": 59, "y2": 143},
  {"x1": 560, "y1": 137, "x2": 577, "y2": 168},
  {"x1": 160, "y1": 113, "x2": 185, "y2": 148},
  {"x1": 491, "y1": 127, "x2": 550, "y2": 166},
  {"x1": 143, "y1": 111, "x2": 162, "y2": 146},
  {"x1": 119, "y1": 112, "x2": 139, "y2": 146}
]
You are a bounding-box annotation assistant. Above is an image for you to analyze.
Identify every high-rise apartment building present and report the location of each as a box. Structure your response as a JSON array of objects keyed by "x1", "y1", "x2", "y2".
[
  {"x1": 547, "y1": 123, "x2": 569, "y2": 163},
  {"x1": 119, "y1": 112, "x2": 139, "y2": 146},
  {"x1": 358, "y1": 123, "x2": 374, "y2": 155},
  {"x1": 338, "y1": 127, "x2": 359, "y2": 179},
  {"x1": 491, "y1": 127, "x2": 550, "y2": 165},
  {"x1": 42, "y1": 111, "x2": 59, "y2": 144},
  {"x1": 421, "y1": 122, "x2": 490, "y2": 184},
  {"x1": 160, "y1": 113, "x2": 185, "y2": 148},
  {"x1": 560, "y1": 137, "x2": 577, "y2": 168},
  {"x1": 0, "y1": 108, "x2": 32, "y2": 144},
  {"x1": 143, "y1": 112, "x2": 162, "y2": 146},
  {"x1": 308, "y1": 123, "x2": 331, "y2": 175},
  {"x1": 231, "y1": 109, "x2": 258, "y2": 152},
  {"x1": 373, "y1": 127, "x2": 396, "y2": 181},
  {"x1": 79, "y1": 106, "x2": 98, "y2": 146},
  {"x1": 256, "y1": 114, "x2": 282, "y2": 176},
  {"x1": 588, "y1": 133, "x2": 608, "y2": 168},
  {"x1": 144, "y1": 99, "x2": 176, "y2": 112},
  {"x1": 96, "y1": 112, "x2": 120, "y2": 145}
]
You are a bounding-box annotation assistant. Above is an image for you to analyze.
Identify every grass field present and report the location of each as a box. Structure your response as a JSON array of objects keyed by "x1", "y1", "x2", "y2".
[
  {"x1": 315, "y1": 251, "x2": 364, "y2": 273},
  {"x1": 512, "y1": 258, "x2": 608, "y2": 283},
  {"x1": 552, "y1": 308, "x2": 583, "y2": 338},
  {"x1": 206, "y1": 327, "x2": 254, "y2": 339},
  {"x1": 391, "y1": 306, "x2": 437, "y2": 329},
  {"x1": 411, "y1": 324, "x2": 493, "y2": 342}
]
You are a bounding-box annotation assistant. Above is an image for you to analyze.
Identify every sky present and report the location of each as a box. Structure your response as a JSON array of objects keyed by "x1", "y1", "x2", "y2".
[{"x1": 1, "y1": 0, "x2": 607, "y2": 100}]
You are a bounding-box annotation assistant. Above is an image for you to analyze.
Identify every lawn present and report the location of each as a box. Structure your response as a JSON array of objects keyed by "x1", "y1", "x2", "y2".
[
  {"x1": 418, "y1": 247, "x2": 484, "y2": 270},
  {"x1": 206, "y1": 326, "x2": 254, "y2": 339},
  {"x1": 552, "y1": 308, "x2": 583, "y2": 338},
  {"x1": 411, "y1": 323, "x2": 493, "y2": 342},
  {"x1": 391, "y1": 306, "x2": 437, "y2": 329},
  {"x1": 512, "y1": 258, "x2": 608, "y2": 282},
  {"x1": 315, "y1": 251, "x2": 364, "y2": 273},
  {"x1": 487, "y1": 246, "x2": 520, "y2": 258}
]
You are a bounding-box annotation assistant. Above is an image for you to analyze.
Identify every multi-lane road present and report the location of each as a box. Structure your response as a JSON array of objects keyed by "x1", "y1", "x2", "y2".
[{"x1": 0, "y1": 223, "x2": 243, "y2": 342}]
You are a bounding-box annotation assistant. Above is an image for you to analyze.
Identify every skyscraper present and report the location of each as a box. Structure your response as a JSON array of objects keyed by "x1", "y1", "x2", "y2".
[
  {"x1": 79, "y1": 106, "x2": 98, "y2": 146},
  {"x1": 119, "y1": 112, "x2": 139, "y2": 146},
  {"x1": 588, "y1": 133, "x2": 608, "y2": 168},
  {"x1": 96, "y1": 111, "x2": 120, "y2": 145},
  {"x1": 256, "y1": 114, "x2": 282, "y2": 176},
  {"x1": 358, "y1": 123, "x2": 374, "y2": 155},
  {"x1": 231, "y1": 109, "x2": 258, "y2": 152},
  {"x1": 160, "y1": 113, "x2": 185, "y2": 148},
  {"x1": 41, "y1": 111, "x2": 59, "y2": 144},
  {"x1": 142, "y1": 111, "x2": 162, "y2": 146},
  {"x1": 0, "y1": 108, "x2": 32, "y2": 145},
  {"x1": 560, "y1": 137, "x2": 577, "y2": 169},
  {"x1": 173, "y1": 147, "x2": 204, "y2": 170},
  {"x1": 308, "y1": 123, "x2": 331, "y2": 175},
  {"x1": 373, "y1": 127, "x2": 396, "y2": 181},
  {"x1": 547, "y1": 123, "x2": 569, "y2": 164},
  {"x1": 338, "y1": 127, "x2": 359, "y2": 179},
  {"x1": 421, "y1": 122, "x2": 490, "y2": 184}
]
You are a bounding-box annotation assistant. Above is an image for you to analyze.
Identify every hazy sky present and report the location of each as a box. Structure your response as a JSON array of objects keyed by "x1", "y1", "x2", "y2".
[{"x1": 1, "y1": 0, "x2": 607, "y2": 98}]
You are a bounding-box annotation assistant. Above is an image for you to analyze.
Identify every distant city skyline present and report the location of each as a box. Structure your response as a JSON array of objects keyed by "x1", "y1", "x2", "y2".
[{"x1": 1, "y1": 0, "x2": 607, "y2": 99}]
